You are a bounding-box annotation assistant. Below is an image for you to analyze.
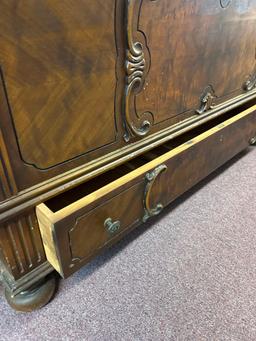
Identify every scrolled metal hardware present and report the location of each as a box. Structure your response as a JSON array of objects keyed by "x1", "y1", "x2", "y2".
[
  {"x1": 104, "y1": 218, "x2": 121, "y2": 235},
  {"x1": 196, "y1": 85, "x2": 216, "y2": 115},
  {"x1": 220, "y1": 0, "x2": 232, "y2": 8},
  {"x1": 143, "y1": 164, "x2": 167, "y2": 222},
  {"x1": 243, "y1": 71, "x2": 256, "y2": 92},
  {"x1": 123, "y1": 0, "x2": 155, "y2": 142}
]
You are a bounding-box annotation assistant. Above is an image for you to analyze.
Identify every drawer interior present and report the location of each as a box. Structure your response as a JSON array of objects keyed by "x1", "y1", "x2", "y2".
[
  {"x1": 46, "y1": 100, "x2": 256, "y2": 213},
  {"x1": 37, "y1": 102, "x2": 256, "y2": 277}
]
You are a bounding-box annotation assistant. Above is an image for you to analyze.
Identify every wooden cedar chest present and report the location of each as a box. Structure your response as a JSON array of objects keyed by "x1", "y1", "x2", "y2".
[{"x1": 0, "y1": 0, "x2": 256, "y2": 311}]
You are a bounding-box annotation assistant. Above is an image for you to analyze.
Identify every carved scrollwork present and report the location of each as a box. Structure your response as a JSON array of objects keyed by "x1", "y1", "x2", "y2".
[
  {"x1": 143, "y1": 164, "x2": 167, "y2": 222},
  {"x1": 196, "y1": 85, "x2": 217, "y2": 115},
  {"x1": 220, "y1": 0, "x2": 232, "y2": 8},
  {"x1": 243, "y1": 69, "x2": 256, "y2": 92},
  {"x1": 123, "y1": 0, "x2": 155, "y2": 142}
]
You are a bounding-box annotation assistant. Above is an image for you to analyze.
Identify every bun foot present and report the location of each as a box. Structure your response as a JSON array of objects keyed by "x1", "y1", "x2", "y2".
[{"x1": 5, "y1": 274, "x2": 58, "y2": 312}]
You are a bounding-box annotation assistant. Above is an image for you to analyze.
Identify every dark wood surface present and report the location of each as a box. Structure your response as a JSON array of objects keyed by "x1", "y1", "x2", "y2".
[
  {"x1": 0, "y1": 0, "x2": 256, "y2": 308},
  {"x1": 137, "y1": 0, "x2": 256, "y2": 123},
  {"x1": 36, "y1": 107, "x2": 256, "y2": 277},
  {"x1": 0, "y1": 209, "x2": 46, "y2": 280},
  {"x1": 0, "y1": 0, "x2": 256, "y2": 196},
  {"x1": 68, "y1": 182, "x2": 144, "y2": 265}
]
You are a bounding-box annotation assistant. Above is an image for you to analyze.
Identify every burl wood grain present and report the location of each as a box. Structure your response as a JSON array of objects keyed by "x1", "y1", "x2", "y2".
[
  {"x1": 137, "y1": 0, "x2": 256, "y2": 123},
  {"x1": 0, "y1": 0, "x2": 256, "y2": 198},
  {"x1": 0, "y1": 0, "x2": 117, "y2": 169}
]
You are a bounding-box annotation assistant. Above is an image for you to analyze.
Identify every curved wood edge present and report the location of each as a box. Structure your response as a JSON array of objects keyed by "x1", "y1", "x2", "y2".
[{"x1": 123, "y1": 0, "x2": 155, "y2": 142}]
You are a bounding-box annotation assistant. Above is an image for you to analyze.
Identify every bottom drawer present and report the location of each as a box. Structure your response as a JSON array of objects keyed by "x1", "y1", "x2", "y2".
[{"x1": 37, "y1": 105, "x2": 256, "y2": 277}]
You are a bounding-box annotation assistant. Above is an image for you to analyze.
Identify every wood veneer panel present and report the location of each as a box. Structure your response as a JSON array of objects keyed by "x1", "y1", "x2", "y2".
[
  {"x1": 1, "y1": 0, "x2": 256, "y2": 198},
  {"x1": 0, "y1": 0, "x2": 117, "y2": 169},
  {"x1": 136, "y1": 0, "x2": 256, "y2": 124}
]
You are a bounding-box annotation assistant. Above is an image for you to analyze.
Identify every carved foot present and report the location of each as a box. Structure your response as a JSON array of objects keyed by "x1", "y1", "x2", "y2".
[
  {"x1": 4, "y1": 274, "x2": 58, "y2": 312},
  {"x1": 250, "y1": 137, "x2": 256, "y2": 146}
]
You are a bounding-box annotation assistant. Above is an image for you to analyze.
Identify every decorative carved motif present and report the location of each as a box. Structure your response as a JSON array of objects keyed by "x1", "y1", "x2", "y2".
[
  {"x1": 0, "y1": 130, "x2": 17, "y2": 200},
  {"x1": 196, "y1": 85, "x2": 217, "y2": 115},
  {"x1": 0, "y1": 211, "x2": 46, "y2": 280},
  {"x1": 123, "y1": 0, "x2": 155, "y2": 142},
  {"x1": 220, "y1": 0, "x2": 232, "y2": 8},
  {"x1": 243, "y1": 69, "x2": 256, "y2": 92},
  {"x1": 143, "y1": 164, "x2": 167, "y2": 222},
  {"x1": 250, "y1": 136, "x2": 256, "y2": 146}
]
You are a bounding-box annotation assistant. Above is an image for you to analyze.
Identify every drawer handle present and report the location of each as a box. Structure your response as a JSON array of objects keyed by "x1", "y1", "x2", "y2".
[
  {"x1": 143, "y1": 164, "x2": 167, "y2": 222},
  {"x1": 104, "y1": 218, "x2": 121, "y2": 235}
]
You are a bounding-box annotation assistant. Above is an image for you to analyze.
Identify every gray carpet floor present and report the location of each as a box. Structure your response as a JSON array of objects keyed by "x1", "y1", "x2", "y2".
[{"x1": 0, "y1": 147, "x2": 256, "y2": 341}]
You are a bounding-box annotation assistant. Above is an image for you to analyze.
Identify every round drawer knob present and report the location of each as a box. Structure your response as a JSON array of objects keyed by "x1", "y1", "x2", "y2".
[{"x1": 104, "y1": 218, "x2": 121, "y2": 235}]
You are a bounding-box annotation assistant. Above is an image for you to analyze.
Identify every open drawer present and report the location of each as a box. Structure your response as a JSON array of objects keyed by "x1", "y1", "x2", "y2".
[{"x1": 36, "y1": 106, "x2": 256, "y2": 277}]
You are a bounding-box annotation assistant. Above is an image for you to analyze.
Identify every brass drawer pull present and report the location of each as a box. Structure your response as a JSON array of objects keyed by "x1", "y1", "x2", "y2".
[
  {"x1": 104, "y1": 218, "x2": 121, "y2": 235},
  {"x1": 143, "y1": 164, "x2": 167, "y2": 222}
]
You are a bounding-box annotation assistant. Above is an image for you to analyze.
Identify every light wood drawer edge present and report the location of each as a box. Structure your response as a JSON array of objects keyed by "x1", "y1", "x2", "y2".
[
  {"x1": 36, "y1": 204, "x2": 61, "y2": 274},
  {"x1": 36, "y1": 104, "x2": 256, "y2": 275},
  {"x1": 41, "y1": 104, "x2": 256, "y2": 223}
]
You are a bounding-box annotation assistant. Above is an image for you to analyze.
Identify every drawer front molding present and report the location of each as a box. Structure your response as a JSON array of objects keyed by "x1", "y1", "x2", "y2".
[
  {"x1": 123, "y1": 0, "x2": 155, "y2": 142},
  {"x1": 62, "y1": 182, "x2": 145, "y2": 273}
]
